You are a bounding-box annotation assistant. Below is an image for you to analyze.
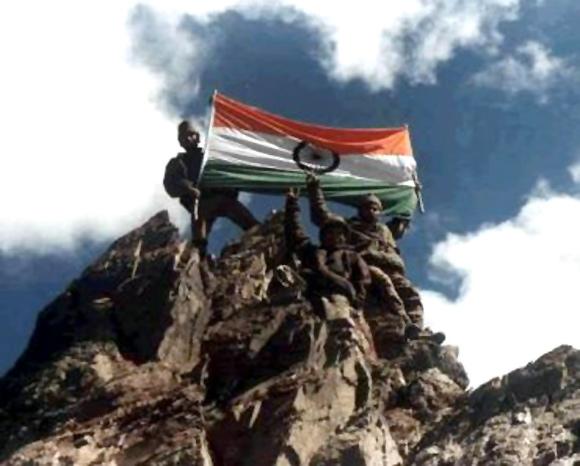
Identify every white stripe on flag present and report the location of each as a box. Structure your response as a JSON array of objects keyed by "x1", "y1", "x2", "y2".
[{"x1": 208, "y1": 128, "x2": 417, "y2": 186}]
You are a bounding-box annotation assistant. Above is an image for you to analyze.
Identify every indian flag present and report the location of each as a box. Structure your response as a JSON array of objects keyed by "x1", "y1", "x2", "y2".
[{"x1": 201, "y1": 92, "x2": 419, "y2": 217}]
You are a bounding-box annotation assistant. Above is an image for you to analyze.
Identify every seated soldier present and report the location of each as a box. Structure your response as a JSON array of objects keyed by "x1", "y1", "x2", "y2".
[
  {"x1": 163, "y1": 120, "x2": 259, "y2": 253},
  {"x1": 306, "y1": 175, "x2": 423, "y2": 331},
  {"x1": 284, "y1": 188, "x2": 370, "y2": 310}
]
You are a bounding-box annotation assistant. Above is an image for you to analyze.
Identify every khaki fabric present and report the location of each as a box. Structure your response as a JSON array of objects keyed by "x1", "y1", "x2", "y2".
[
  {"x1": 307, "y1": 179, "x2": 423, "y2": 327},
  {"x1": 284, "y1": 194, "x2": 371, "y2": 306}
]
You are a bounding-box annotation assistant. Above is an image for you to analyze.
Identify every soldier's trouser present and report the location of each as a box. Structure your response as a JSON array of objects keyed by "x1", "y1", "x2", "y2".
[
  {"x1": 368, "y1": 266, "x2": 407, "y2": 321},
  {"x1": 198, "y1": 195, "x2": 258, "y2": 239},
  {"x1": 363, "y1": 250, "x2": 424, "y2": 328},
  {"x1": 181, "y1": 194, "x2": 259, "y2": 243}
]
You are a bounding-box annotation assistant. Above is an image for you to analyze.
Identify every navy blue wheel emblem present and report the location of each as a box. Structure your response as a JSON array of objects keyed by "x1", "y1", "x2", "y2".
[{"x1": 292, "y1": 141, "x2": 340, "y2": 175}]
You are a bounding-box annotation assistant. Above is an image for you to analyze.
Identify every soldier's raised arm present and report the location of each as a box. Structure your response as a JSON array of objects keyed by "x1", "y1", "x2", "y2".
[
  {"x1": 306, "y1": 174, "x2": 334, "y2": 227},
  {"x1": 284, "y1": 188, "x2": 309, "y2": 252}
]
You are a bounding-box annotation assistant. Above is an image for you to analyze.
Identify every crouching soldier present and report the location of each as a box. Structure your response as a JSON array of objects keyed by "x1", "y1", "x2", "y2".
[
  {"x1": 284, "y1": 188, "x2": 370, "y2": 311},
  {"x1": 163, "y1": 120, "x2": 259, "y2": 253},
  {"x1": 306, "y1": 175, "x2": 424, "y2": 331}
]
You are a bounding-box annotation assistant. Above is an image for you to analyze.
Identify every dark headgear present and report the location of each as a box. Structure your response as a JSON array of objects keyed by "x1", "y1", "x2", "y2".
[
  {"x1": 178, "y1": 120, "x2": 200, "y2": 137},
  {"x1": 319, "y1": 216, "x2": 349, "y2": 239},
  {"x1": 360, "y1": 193, "x2": 383, "y2": 210}
]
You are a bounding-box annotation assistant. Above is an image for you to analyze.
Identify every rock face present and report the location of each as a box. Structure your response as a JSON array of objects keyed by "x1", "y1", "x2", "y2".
[{"x1": 0, "y1": 211, "x2": 578, "y2": 465}]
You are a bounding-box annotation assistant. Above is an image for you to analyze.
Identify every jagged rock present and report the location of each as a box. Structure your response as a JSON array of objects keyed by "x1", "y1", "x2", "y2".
[
  {"x1": 406, "y1": 368, "x2": 464, "y2": 420},
  {"x1": 207, "y1": 295, "x2": 390, "y2": 466},
  {"x1": 0, "y1": 211, "x2": 578, "y2": 465},
  {"x1": 309, "y1": 410, "x2": 402, "y2": 466},
  {"x1": 410, "y1": 346, "x2": 580, "y2": 465}
]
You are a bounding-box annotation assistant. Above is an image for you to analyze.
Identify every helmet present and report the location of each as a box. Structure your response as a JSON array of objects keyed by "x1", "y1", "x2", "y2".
[
  {"x1": 360, "y1": 194, "x2": 383, "y2": 210},
  {"x1": 319, "y1": 215, "x2": 349, "y2": 239}
]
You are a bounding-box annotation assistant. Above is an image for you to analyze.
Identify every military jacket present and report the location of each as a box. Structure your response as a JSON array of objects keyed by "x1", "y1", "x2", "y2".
[
  {"x1": 284, "y1": 194, "x2": 370, "y2": 300},
  {"x1": 307, "y1": 181, "x2": 397, "y2": 252},
  {"x1": 163, "y1": 149, "x2": 203, "y2": 198},
  {"x1": 164, "y1": 148, "x2": 239, "y2": 201}
]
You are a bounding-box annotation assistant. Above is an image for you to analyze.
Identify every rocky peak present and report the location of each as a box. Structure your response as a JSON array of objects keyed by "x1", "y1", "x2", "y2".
[{"x1": 0, "y1": 212, "x2": 578, "y2": 465}]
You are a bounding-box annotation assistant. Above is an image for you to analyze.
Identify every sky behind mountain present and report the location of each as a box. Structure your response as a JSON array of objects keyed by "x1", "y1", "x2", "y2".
[{"x1": 1, "y1": 0, "x2": 579, "y2": 386}]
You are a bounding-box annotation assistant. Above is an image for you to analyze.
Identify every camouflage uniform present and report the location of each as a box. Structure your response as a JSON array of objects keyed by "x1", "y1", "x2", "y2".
[
  {"x1": 307, "y1": 180, "x2": 423, "y2": 327},
  {"x1": 284, "y1": 194, "x2": 370, "y2": 307}
]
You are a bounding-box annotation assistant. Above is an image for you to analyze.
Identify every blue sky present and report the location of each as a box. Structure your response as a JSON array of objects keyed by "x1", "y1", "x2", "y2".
[{"x1": 1, "y1": 0, "x2": 579, "y2": 386}]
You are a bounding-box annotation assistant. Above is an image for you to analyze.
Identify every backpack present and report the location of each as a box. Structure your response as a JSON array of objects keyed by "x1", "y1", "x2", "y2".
[{"x1": 163, "y1": 155, "x2": 188, "y2": 198}]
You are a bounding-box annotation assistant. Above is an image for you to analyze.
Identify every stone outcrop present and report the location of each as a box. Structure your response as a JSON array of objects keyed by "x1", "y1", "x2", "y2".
[{"x1": 0, "y1": 211, "x2": 578, "y2": 465}]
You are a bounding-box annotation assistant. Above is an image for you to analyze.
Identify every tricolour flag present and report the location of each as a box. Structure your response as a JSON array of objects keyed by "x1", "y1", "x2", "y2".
[{"x1": 201, "y1": 92, "x2": 419, "y2": 217}]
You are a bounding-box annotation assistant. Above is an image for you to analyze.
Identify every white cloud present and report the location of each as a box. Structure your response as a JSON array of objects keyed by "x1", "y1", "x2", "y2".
[
  {"x1": 0, "y1": 2, "x2": 191, "y2": 254},
  {"x1": 423, "y1": 174, "x2": 580, "y2": 388},
  {"x1": 275, "y1": 0, "x2": 521, "y2": 89},
  {"x1": 471, "y1": 40, "x2": 574, "y2": 100},
  {"x1": 568, "y1": 161, "x2": 580, "y2": 183},
  {"x1": 135, "y1": 0, "x2": 521, "y2": 91}
]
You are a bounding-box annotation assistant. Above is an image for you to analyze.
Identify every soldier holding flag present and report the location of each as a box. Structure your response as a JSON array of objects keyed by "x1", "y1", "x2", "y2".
[{"x1": 163, "y1": 120, "x2": 258, "y2": 254}]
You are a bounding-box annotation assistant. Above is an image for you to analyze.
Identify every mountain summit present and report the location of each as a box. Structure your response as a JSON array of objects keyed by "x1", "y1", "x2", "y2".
[{"x1": 1, "y1": 212, "x2": 578, "y2": 465}]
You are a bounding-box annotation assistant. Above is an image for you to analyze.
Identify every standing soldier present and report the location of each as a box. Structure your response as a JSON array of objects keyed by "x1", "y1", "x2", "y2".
[{"x1": 163, "y1": 120, "x2": 259, "y2": 253}]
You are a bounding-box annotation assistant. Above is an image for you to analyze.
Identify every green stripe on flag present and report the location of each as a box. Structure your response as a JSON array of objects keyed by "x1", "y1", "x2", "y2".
[{"x1": 200, "y1": 161, "x2": 417, "y2": 218}]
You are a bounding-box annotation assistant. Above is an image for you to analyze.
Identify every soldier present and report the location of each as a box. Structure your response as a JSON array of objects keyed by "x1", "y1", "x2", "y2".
[
  {"x1": 284, "y1": 188, "x2": 370, "y2": 309},
  {"x1": 163, "y1": 120, "x2": 259, "y2": 253},
  {"x1": 306, "y1": 175, "x2": 424, "y2": 331}
]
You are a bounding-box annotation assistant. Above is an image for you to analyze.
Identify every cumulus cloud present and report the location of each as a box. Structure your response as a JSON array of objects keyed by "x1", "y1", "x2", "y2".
[
  {"x1": 471, "y1": 40, "x2": 575, "y2": 100},
  {"x1": 132, "y1": 0, "x2": 522, "y2": 93},
  {"x1": 568, "y1": 161, "x2": 580, "y2": 183},
  {"x1": 127, "y1": 5, "x2": 210, "y2": 115},
  {"x1": 423, "y1": 172, "x2": 580, "y2": 388},
  {"x1": 0, "y1": 2, "x2": 193, "y2": 254},
  {"x1": 303, "y1": 0, "x2": 521, "y2": 89}
]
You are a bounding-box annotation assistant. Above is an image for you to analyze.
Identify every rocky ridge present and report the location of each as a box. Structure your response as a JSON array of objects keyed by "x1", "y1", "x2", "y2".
[{"x1": 0, "y1": 211, "x2": 578, "y2": 465}]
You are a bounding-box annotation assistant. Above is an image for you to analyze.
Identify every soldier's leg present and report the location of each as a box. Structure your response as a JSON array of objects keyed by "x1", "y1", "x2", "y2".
[
  {"x1": 363, "y1": 250, "x2": 406, "y2": 276},
  {"x1": 221, "y1": 198, "x2": 259, "y2": 231},
  {"x1": 368, "y1": 266, "x2": 407, "y2": 320},
  {"x1": 203, "y1": 216, "x2": 218, "y2": 240},
  {"x1": 201, "y1": 195, "x2": 258, "y2": 232},
  {"x1": 364, "y1": 251, "x2": 423, "y2": 327},
  {"x1": 191, "y1": 217, "x2": 210, "y2": 256},
  {"x1": 179, "y1": 194, "x2": 197, "y2": 240},
  {"x1": 364, "y1": 266, "x2": 406, "y2": 349},
  {"x1": 391, "y1": 272, "x2": 424, "y2": 328},
  {"x1": 195, "y1": 197, "x2": 222, "y2": 255}
]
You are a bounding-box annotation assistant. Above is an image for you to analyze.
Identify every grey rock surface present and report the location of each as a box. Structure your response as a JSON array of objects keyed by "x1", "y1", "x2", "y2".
[{"x1": 0, "y1": 211, "x2": 577, "y2": 465}]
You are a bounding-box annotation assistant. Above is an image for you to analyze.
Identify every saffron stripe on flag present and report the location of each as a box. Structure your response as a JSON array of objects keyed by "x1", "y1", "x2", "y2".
[{"x1": 213, "y1": 93, "x2": 413, "y2": 156}]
